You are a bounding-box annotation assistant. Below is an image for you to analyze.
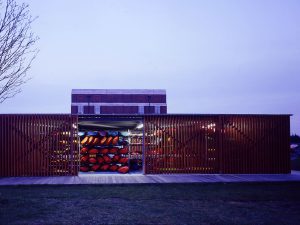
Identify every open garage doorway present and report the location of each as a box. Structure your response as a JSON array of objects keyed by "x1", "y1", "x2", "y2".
[{"x1": 78, "y1": 116, "x2": 144, "y2": 174}]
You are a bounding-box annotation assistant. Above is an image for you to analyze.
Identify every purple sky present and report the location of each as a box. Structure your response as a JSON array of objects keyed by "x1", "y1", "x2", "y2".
[{"x1": 0, "y1": 0, "x2": 299, "y2": 133}]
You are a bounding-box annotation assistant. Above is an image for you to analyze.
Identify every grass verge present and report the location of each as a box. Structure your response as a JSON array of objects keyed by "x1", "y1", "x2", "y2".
[{"x1": 0, "y1": 182, "x2": 300, "y2": 225}]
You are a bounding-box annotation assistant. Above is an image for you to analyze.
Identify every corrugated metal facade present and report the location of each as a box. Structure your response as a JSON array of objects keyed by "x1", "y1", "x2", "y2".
[
  {"x1": 0, "y1": 115, "x2": 78, "y2": 176},
  {"x1": 0, "y1": 114, "x2": 290, "y2": 176},
  {"x1": 144, "y1": 115, "x2": 290, "y2": 174}
]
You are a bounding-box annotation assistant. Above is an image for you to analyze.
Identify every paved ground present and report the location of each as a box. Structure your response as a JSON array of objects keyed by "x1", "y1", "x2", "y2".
[{"x1": 0, "y1": 171, "x2": 300, "y2": 185}]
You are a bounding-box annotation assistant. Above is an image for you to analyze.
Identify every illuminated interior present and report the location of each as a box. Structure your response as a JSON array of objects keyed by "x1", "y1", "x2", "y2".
[{"x1": 78, "y1": 117, "x2": 143, "y2": 174}]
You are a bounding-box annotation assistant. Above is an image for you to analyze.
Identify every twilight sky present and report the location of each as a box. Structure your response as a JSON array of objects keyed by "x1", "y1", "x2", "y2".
[{"x1": 0, "y1": 0, "x2": 299, "y2": 133}]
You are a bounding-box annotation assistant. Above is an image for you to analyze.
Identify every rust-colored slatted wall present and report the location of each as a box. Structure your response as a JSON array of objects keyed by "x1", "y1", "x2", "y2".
[
  {"x1": 0, "y1": 114, "x2": 79, "y2": 176},
  {"x1": 144, "y1": 115, "x2": 290, "y2": 174},
  {"x1": 0, "y1": 114, "x2": 290, "y2": 176},
  {"x1": 221, "y1": 115, "x2": 290, "y2": 174},
  {"x1": 144, "y1": 115, "x2": 220, "y2": 174}
]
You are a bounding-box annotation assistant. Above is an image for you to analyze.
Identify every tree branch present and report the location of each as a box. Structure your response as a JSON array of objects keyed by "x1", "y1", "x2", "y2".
[{"x1": 0, "y1": 0, "x2": 38, "y2": 103}]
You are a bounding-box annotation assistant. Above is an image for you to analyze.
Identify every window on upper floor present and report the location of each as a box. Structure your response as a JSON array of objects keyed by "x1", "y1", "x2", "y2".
[{"x1": 78, "y1": 105, "x2": 83, "y2": 114}]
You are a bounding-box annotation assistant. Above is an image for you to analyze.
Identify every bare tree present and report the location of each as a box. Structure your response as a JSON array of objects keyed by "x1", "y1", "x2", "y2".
[{"x1": 0, "y1": 0, "x2": 38, "y2": 103}]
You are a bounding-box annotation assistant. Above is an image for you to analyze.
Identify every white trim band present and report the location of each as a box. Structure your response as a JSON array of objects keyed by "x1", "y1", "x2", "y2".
[
  {"x1": 71, "y1": 89, "x2": 166, "y2": 95},
  {"x1": 72, "y1": 103, "x2": 167, "y2": 107}
]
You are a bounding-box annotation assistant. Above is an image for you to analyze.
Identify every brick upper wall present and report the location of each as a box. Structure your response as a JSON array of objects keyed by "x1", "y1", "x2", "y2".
[
  {"x1": 72, "y1": 94, "x2": 166, "y2": 103},
  {"x1": 101, "y1": 106, "x2": 139, "y2": 114}
]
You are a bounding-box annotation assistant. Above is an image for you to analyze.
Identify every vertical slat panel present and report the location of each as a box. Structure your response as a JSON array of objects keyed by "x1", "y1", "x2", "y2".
[
  {"x1": 6, "y1": 115, "x2": 8, "y2": 176},
  {"x1": 74, "y1": 115, "x2": 78, "y2": 175},
  {"x1": 220, "y1": 115, "x2": 290, "y2": 174},
  {"x1": 18, "y1": 115, "x2": 22, "y2": 176},
  {"x1": 28, "y1": 115, "x2": 31, "y2": 176},
  {"x1": 60, "y1": 116, "x2": 63, "y2": 175},
  {"x1": 37, "y1": 115, "x2": 40, "y2": 176},
  {"x1": 13, "y1": 115, "x2": 16, "y2": 176},
  {"x1": 191, "y1": 115, "x2": 196, "y2": 173},
  {"x1": 155, "y1": 116, "x2": 159, "y2": 174},
  {"x1": 24, "y1": 115, "x2": 28, "y2": 176},
  {"x1": 157, "y1": 116, "x2": 160, "y2": 174},
  {"x1": 236, "y1": 116, "x2": 239, "y2": 173},
  {"x1": 153, "y1": 116, "x2": 156, "y2": 174},
  {"x1": 188, "y1": 116, "x2": 191, "y2": 173},
  {"x1": 52, "y1": 115, "x2": 56, "y2": 176},
  {"x1": 58, "y1": 116, "x2": 61, "y2": 175},
  {"x1": 0, "y1": 114, "x2": 79, "y2": 176},
  {"x1": 9, "y1": 115, "x2": 12, "y2": 176},
  {"x1": 248, "y1": 116, "x2": 251, "y2": 173},
  {"x1": 145, "y1": 116, "x2": 148, "y2": 173},
  {"x1": 146, "y1": 115, "x2": 151, "y2": 173},
  {"x1": 144, "y1": 115, "x2": 222, "y2": 174},
  {"x1": 39, "y1": 116, "x2": 42, "y2": 176},
  {"x1": 277, "y1": 116, "x2": 281, "y2": 173},
  {"x1": 72, "y1": 115, "x2": 76, "y2": 175},
  {"x1": 192, "y1": 116, "x2": 195, "y2": 173},
  {"x1": 157, "y1": 116, "x2": 159, "y2": 174},
  {"x1": 222, "y1": 116, "x2": 227, "y2": 174},
  {"x1": 164, "y1": 116, "x2": 168, "y2": 173},
  {"x1": 254, "y1": 116, "x2": 259, "y2": 173},
  {"x1": 34, "y1": 115, "x2": 37, "y2": 176},
  {"x1": 159, "y1": 116, "x2": 163, "y2": 174},
  {"x1": 262, "y1": 116, "x2": 266, "y2": 173},
  {"x1": 219, "y1": 115, "x2": 223, "y2": 173},
  {"x1": 286, "y1": 116, "x2": 291, "y2": 173},
  {"x1": 179, "y1": 116, "x2": 183, "y2": 173},
  {"x1": 188, "y1": 115, "x2": 192, "y2": 173},
  {"x1": 1, "y1": 116, "x2": 3, "y2": 175},
  {"x1": 61, "y1": 116, "x2": 64, "y2": 175},
  {"x1": 176, "y1": 116, "x2": 179, "y2": 173},
  {"x1": 181, "y1": 116, "x2": 186, "y2": 173},
  {"x1": 1, "y1": 116, "x2": 5, "y2": 176},
  {"x1": 49, "y1": 115, "x2": 52, "y2": 176},
  {"x1": 0, "y1": 116, "x2": 2, "y2": 175},
  {"x1": 69, "y1": 115, "x2": 73, "y2": 175},
  {"x1": 200, "y1": 117, "x2": 204, "y2": 173},
  {"x1": 11, "y1": 115, "x2": 15, "y2": 177},
  {"x1": 46, "y1": 115, "x2": 49, "y2": 176},
  {"x1": 41, "y1": 115, "x2": 44, "y2": 176},
  {"x1": 240, "y1": 116, "x2": 244, "y2": 173},
  {"x1": 182, "y1": 116, "x2": 186, "y2": 173},
  {"x1": 149, "y1": 115, "x2": 152, "y2": 174},
  {"x1": 4, "y1": 115, "x2": 7, "y2": 176},
  {"x1": 152, "y1": 115, "x2": 155, "y2": 174},
  {"x1": 57, "y1": 116, "x2": 60, "y2": 175}
]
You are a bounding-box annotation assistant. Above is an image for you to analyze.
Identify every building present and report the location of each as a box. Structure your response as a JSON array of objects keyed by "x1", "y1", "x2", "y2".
[
  {"x1": 0, "y1": 88, "x2": 292, "y2": 176},
  {"x1": 71, "y1": 89, "x2": 167, "y2": 115},
  {"x1": 0, "y1": 114, "x2": 291, "y2": 176}
]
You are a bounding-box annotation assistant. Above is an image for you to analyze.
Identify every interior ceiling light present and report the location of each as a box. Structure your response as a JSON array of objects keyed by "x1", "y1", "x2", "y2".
[{"x1": 136, "y1": 123, "x2": 144, "y2": 129}]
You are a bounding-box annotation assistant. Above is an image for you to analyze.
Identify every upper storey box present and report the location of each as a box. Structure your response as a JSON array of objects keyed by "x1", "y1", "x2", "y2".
[{"x1": 71, "y1": 89, "x2": 167, "y2": 115}]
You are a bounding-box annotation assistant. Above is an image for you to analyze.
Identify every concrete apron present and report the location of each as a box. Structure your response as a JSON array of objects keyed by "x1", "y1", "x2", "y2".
[{"x1": 0, "y1": 171, "x2": 300, "y2": 185}]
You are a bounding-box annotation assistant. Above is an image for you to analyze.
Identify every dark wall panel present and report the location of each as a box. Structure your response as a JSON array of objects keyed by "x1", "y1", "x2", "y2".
[{"x1": 0, "y1": 115, "x2": 79, "y2": 176}]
